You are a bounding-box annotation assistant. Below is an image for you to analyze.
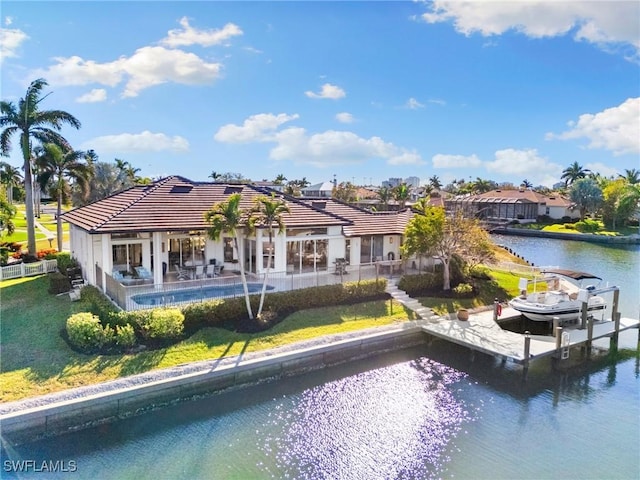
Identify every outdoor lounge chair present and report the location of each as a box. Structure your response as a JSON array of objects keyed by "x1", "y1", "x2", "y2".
[
  {"x1": 135, "y1": 266, "x2": 153, "y2": 279},
  {"x1": 174, "y1": 264, "x2": 190, "y2": 280},
  {"x1": 195, "y1": 265, "x2": 205, "y2": 279}
]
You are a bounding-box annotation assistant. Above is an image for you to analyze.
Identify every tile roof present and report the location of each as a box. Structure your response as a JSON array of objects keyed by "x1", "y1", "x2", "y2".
[
  {"x1": 300, "y1": 198, "x2": 414, "y2": 236},
  {"x1": 62, "y1": 176, "x2": 349, "y2": 234}
]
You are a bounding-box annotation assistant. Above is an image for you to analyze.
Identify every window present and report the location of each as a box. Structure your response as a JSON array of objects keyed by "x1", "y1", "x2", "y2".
[{"x1": 223, "y1": 237, "x2": 234, "y2": 262}]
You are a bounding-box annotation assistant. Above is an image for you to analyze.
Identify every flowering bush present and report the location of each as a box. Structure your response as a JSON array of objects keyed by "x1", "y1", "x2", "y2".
[{"x1": 37, "y1": 248, "x2": 58, "y2": 259}]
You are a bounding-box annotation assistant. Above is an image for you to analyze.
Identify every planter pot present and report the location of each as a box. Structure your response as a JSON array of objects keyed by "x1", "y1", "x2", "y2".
[{"x1": 457, "y1": 309, "x2": 469, "y2": 321}]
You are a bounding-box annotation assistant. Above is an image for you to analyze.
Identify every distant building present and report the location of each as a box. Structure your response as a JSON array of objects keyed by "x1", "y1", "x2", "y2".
[
  {"x1": 301, "y1": 181, "x2": 334, "y2": 198},
  {"x1": 404, "y1": 176, "x2": 420, "y2": 189},
  {"x1": 381, "y1": 177, "x2": 403, "y2": 188}
]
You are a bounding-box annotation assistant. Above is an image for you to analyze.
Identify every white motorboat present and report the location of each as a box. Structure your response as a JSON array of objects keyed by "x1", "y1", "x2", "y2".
[{"x1": 508, "y1": 269, "x2": 607, "y2": 322}]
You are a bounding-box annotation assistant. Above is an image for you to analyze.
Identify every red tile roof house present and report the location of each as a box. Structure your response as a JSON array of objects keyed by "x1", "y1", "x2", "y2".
[
  {"x1": 62, "y1": 176, "x2": 417, "y2": 310},
  {"x1": 444, "y1": 189, "x2": 579, "y2": 223}
]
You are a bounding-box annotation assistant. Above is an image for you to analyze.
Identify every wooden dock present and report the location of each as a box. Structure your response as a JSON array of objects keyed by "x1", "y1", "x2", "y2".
[{"x1": 421, "y1": 306, "x2": 640, "y2": 366}]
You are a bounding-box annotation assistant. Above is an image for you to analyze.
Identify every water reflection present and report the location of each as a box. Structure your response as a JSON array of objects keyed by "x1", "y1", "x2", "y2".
[{"x1": 260, "y1": 359, "x2": 472, "y2": 479}]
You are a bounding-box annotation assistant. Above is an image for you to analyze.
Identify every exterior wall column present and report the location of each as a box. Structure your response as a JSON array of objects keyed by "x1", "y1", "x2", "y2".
[
  {"x1": 100, "y1": 233, "x2": 110, "y2": 291},
  {"x1": 152, "y1": 232, "x2": 164, "y2": 286}
]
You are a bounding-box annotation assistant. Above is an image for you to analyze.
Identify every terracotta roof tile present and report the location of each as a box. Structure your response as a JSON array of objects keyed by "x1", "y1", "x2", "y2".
[{"x1": 62, "y1": 176, "x2": 348, "y2": 233}]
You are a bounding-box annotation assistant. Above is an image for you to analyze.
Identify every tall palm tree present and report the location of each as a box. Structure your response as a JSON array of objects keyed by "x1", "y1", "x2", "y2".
[
  {"x1": 248, "y1": 193, "x2": 290, "y2": 318},
  {"x1": 35, "y1": 143, "x2": 92, "y2": 252},
  {"x1": 0, "y1": 161, "x2": 23, "y2": 203},
  {"x1": 619, "y1": 168, "x2": 640, "y2": 185},
  {"x1": 561, "y1": 161, "x2": 590, "y2": 187},
  {"x1": 471, "y1": 177, "x2": 493, "y2": 194},
  {"x1": 0, "y1": 78, "x2": 81, "y2": 254},
  {"x1": 377, "y1": 186, "x2": 392, "y2": 211},
  {"x1": 204, "y1": 193, "x2": 254, "y2": 319},
  {"x1": 428, "y1": 175, "x2": 442, "y2": 190},
  {"x1": 521, "y1": 179, "x2": 533, "y2": 189},
  {"x1": 393, "y1": 183, "x2": 410, "y2": 209},
  {"x1": 273, "y1": 173, "x2": 287, "y2": 185}
]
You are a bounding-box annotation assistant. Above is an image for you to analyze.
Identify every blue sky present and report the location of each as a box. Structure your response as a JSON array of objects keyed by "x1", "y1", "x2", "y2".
[{"x1": 1, "y1": 1, "x2": 639, "y2": 188}]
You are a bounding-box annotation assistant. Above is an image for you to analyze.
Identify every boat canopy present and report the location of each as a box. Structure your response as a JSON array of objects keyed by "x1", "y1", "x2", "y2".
[{"x1": 541, "y1": 269, "x2": 601, "y2": 281}]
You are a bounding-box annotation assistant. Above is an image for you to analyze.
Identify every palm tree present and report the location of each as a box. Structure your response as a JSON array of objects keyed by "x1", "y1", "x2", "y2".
[
  {"x1": 561, "y1": 161, "x2": 590, "y2": 187},
  {"x1": 393, "y1": 183, "x2": 410, "y2": 209},
  {"x1": 35, "y1": 143, "x2": 92, "y2": 251},
  {"x1": 521, "y1": 179, "x2": 533, "y2": 189},
  {"x1": 619, "y1": 168, "x2": 640, "y2": 185},
  {"x1": 0, "y1": 161, "x2": 23, "y2": 203},
  {"x1": 273, "y1": 173, "x2": 287, "y2": 185},
  {"x1": 377, "y1": 186, "x2": 392, "y2": 211},
  {"x1": 428, "y1": 175, "x2": 442, "y2": 190},
  {"x1": 0, "y1": 78, "x2": 81, "y2": 254},
  {"x1": 471, "y1": 177, "x2": 493, "y2": 194},
  {"x1": 248, "y1": 193, "x2": 290, "y2": 318},
  {"x1": 204, "y1": 193, "x2": 254, "y2": 319}
]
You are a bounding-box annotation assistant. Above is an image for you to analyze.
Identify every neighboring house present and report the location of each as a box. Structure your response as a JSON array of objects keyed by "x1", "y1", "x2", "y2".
[
  {"x1": 301, "y1": 181, "x2": 334, "y2": 198},
  {"x1": 445, "y1": 189, "x2": 578, "y2": 222},
  {"x1": 62, "y1": 176, "x2": 416, "y2": 295}
]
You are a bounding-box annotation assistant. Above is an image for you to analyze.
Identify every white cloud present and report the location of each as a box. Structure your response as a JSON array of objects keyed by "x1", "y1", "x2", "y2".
[
  {"x1": 429, "y1": 98, "x2": 446, "y2": 106},
  {"x1": 420, "y1": 1, "x2": 640, "y2": 61},
  {"x1": 270, "y1": 129, "x2": 424, "y2": 167},
  {"x1": 432, "y1": 153, "x2": 482, "y2": 168},
  {"x1": 160, "y1": 17, "x2": 242, "y2": 47},
  {"x1": 433, "y1": 148, "x2": 563, "y2": 187},
  {"x1": 0, "y1": 27, "x2": 28, "y2": 63},
  {"x1": 5, "y1": 17, "x2": 13, "y2": 26},
  {"x1": 214, "y1": 113, "x2": 299, "y2": 143},
  {"x1": 76, "y1": 88, "x2": 107, "y2": 103},
  {"x1": 585, "y1": 162, "x2": 618, "y2": 179},
  {"x1": 405, "y1": 97, "x2": 425, "y2": 109},
  {"x1": 305, "y1": 83, "x2": 346, "y2": 99},
  {"x1": 83, "y1": 131, "x2": 189, "y2": 153},
  {"x1": 34, "y1": 46, "x2": 223, "y2": 97},
  {"x1": 215, "y1": 112, "x2": 423, "y2": 167},
  {"x1": 335, "y1": 112, "x2": 354, "y2": 124},
  {"x1": 546, "y1": 97, "x2": 640, "y2": 156},
  {"x1": 120, "y1": 46, "x2": 223, "y2": 97}
]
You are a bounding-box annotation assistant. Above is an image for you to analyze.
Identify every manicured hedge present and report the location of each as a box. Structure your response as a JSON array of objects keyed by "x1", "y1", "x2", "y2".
[
  {"x1": 66, "y1": 312, "x2": 114, "y2": 352},
  {"x1": 68, "y1": 278, "x2": 387, "y2": 353}
]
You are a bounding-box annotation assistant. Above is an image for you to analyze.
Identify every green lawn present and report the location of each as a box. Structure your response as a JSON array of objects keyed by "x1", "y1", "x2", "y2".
[
  {"x1": 0, "y1": 275, "x2": 417, "y2": 402},
  {"x1": 417, "y1": 268, "x2": 524, "y2": 315}
]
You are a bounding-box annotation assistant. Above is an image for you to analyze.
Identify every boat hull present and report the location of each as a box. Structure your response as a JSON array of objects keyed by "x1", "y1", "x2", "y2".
[{"x1": 508, "y1": 298, "x2": 606, "y2": 322}]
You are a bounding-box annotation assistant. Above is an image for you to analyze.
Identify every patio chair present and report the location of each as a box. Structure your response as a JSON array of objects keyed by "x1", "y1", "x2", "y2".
[
  {"x1": 205, "y1": 264, "x2": 216, "y2": 278},
  {"x1": 195, "y1": 265, "x2": 205, "y2": 279},
  {"x1": 135, "y1": 266, "x2": 153, "y2": 279},
  {"x1": 174, "y1": 264, "x2": 190, "y2": 280}
]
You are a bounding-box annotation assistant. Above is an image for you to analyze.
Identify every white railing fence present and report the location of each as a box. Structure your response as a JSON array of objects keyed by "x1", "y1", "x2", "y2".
[{"x1": 0, "y1": 259, "x2": 58, "y2": 281}]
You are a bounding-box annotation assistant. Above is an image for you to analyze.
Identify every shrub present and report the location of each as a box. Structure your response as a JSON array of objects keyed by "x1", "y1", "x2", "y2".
[
  {"x1": 139, "y1": 308, "x2": 184, "y2": 340},
  {"x1": 66, "y1": 312, "x2": 114, "y2": 352},
  {"x1": 37, "y1": 248, "x2": 58, "y2": 259},
  {"x1": 453, "y1": 283, "x2": 474, "y2": 297},
  {"x1": 397, "y1": 272, "x2": 441, "y2": 295},
  {"x1": 115, "y1": 324, "x2": 137, "y2": 349},
  {"x1": 56, "y1": 252, "x2": 79, "y2": 275},
  {"x1": 48, "y1": 271, "x2": 71, "y2": 294},
  {"x1": 81, "y1": 285, "x2": 120, "y2": 321},
  {"x1": 574, "y1": 219, "x2": 601, "y2": 233}
]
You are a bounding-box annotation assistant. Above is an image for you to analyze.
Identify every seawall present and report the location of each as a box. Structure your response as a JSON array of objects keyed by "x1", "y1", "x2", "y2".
[{"x1": 0, "y1": 321, "x2": 428, "y2": 445}]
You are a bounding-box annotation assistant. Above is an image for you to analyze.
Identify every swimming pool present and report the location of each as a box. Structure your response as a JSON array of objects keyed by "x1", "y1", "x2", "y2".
[{"x1": 130, "y1": 282, "x2": 273, "y2": 306}]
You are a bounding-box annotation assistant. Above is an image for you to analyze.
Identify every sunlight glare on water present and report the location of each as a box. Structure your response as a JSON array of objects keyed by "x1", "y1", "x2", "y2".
[{"x1": 257, "y1": 358, "x2": 474, "y2": 479}]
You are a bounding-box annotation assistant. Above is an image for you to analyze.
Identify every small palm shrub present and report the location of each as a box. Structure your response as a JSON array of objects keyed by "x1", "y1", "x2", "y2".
[{"x1": 115, "y1": 324, "x2": 136, "y2": 349}]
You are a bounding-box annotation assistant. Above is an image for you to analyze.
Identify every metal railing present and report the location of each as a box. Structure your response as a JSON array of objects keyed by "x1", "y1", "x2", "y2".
[
  {"x1": 106, "y1": 260, "x2": 405, "y2": 311},
  {"x1": 0, "y1": 259, "x2": 58, "y2": 281}
]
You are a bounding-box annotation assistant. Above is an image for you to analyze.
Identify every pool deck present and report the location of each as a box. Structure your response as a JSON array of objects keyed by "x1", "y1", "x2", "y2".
[{"x1": 422, "y1": 306, "x2": 640, "y2": 364}]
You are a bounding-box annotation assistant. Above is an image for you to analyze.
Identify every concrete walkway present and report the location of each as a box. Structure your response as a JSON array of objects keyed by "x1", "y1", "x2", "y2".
[{"x1": 385, "y1": 278, "x2": 440, "y2": 322}]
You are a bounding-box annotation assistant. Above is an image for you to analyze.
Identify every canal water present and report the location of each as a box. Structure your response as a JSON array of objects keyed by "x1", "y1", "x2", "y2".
[{"x1": 2, "y1": 237, "x2": 639, "y2": 479}]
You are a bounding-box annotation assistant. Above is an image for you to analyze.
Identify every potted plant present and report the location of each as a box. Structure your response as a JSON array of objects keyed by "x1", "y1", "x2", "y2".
[{"x1": 457, "y1": 308, "x2": 469, "y2": 321}]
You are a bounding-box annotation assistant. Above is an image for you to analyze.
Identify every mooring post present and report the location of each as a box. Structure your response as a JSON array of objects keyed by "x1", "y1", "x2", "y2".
[
  {"x1": 553, "y1": 316, "x2": 560, "y2": 338},
  {"x1": 610, "y1": 288, "x2": 619, "y2": 323},
  {"x1": 523, "y1": 331, "x2": 531, "y2": 377},
  {"x1": 555, "y1": 326, "x2": 563, "y2": 353},
  {"x1": 493, "y1": 298, "x2": 499, "y2": 322},
  {"x1": 580, "y1": 300, "x2": 588, "y2": 330},
  {"x1": 586, "y1": 313, "x2": 594, "y2": 359},
  {"x1": 610, "y1": 311, "x2": 621, "y2": 352}
]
